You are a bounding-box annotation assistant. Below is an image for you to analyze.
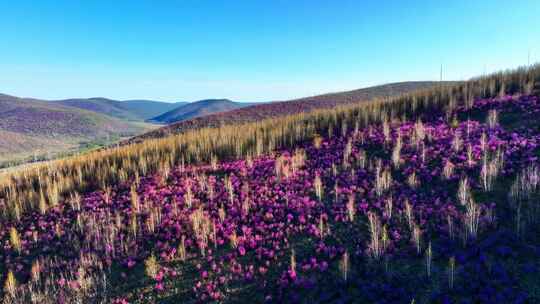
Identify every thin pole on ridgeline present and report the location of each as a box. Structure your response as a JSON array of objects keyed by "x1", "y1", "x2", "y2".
[{"x1": 528, "y1": 49, "x2": 530, "y2": 67}]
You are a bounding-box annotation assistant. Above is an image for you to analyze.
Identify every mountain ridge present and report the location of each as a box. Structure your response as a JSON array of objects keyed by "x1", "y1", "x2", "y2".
[
  {"x1": 51, "y1": 97, "x2": 187, "y2": 121},
  {"x1": 149, "y1": 98, "x2": 252, "y2": 124}
]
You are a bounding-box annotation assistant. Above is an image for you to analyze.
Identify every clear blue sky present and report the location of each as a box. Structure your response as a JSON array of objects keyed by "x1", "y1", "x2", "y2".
[{"x1": 1, "y1": 0, "x2": 539, "y2": 102}]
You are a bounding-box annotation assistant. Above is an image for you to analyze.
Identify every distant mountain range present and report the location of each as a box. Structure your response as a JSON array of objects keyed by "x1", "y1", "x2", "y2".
[
  {"x1": 149, "y1": 99, "x2": 255, "y2": 124},
  {"x1": 0, "y1": 93, "x2": 256, "y2": 166},
  {"x1": 0, "y1": 94, "x2": 154, "y2": 139},
  {"x1": 51, "y1": 98, "x2": 187, "y2": 121},
  {"x1": 51, "y1": 97, "x2": 256, "y2": 123}
]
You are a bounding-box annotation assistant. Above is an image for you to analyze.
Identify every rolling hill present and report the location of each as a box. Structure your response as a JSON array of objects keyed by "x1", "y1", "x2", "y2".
[
  {"x1": 149, "y1": 99, "x2": 252, "y2": 124},
  {"x1": 129, "y1": 81, "x2": 453, "y2": 143},
  {"x1": 0, "y1": 93, "x2": 156, "y2": 166},
  {"x1": 51, "y1": 98, "x2": 186, "y2": 121}
]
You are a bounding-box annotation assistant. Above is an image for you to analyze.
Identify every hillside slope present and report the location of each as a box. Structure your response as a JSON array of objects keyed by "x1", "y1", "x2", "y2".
[
  {"x1": 150, "y1": 99, "x2": 250, "y2": 123},
  {"x1": 52, "y1": 98, "x2": 185, "y2": 121},
  {"x1": 1, "y1": 65, "x2": 539, "y2": 303},
  {"x1": 0, "y1": 93, "x2": 153, "y2": 165},
  {"x1": 130, "y1": 81, "x2": 452, "y2": 143}
]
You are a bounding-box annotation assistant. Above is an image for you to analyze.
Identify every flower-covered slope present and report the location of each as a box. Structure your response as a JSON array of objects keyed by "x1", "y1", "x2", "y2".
[{"x1": 2, "y1": 95, "x2": 540, "y2": 303}]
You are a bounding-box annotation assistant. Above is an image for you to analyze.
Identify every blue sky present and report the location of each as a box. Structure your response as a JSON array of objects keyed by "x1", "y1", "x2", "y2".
[{"x1": 0, "y1": 0, "x2": 539, "y2": 102}]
